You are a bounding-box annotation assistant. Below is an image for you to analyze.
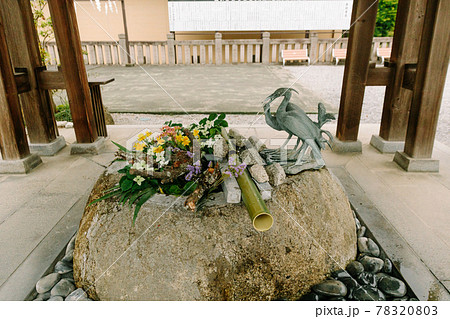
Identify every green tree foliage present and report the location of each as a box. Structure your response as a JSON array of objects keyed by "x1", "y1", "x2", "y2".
[
  {"x1": 375, "y1": 0, "x2": 398, "y2": 37},
  {"x1": 30, "y1": 0, "x2": 54, "y2": 65}
]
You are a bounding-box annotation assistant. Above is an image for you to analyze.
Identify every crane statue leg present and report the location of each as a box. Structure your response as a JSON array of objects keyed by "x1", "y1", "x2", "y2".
[
  {"x1": 280, "y1": 134, "x2": 292, "y2": 149},
  {"x1": 295, "y1": 139, "x2": 325, "y2": 168},
  {"x1": 289, "y1": 139, "x2": 307, "y2": 163},
  {"x1": 287, "y1": 137, "x2": 302, "y2": 160}
]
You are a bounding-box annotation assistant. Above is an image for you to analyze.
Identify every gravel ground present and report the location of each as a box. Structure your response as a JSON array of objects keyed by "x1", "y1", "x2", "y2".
[
  {"x1": 111, "y1": 65, "x2": 449, "y2": 147},
  {"x1": 111, "y1": 113, "x2": 267, "y2": 127}
]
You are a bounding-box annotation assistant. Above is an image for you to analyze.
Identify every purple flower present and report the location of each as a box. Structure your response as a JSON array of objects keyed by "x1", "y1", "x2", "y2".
[
  {"x1": 185, "y1": 171, "x2": 194, "y2": 181},
  {"x1": 185, "y1": 160, "x2": 202, "y2": 180},
  {"x1": 186, "y1": 151, "x2": 193, "y2": 158},
  {"x1": 223, "y1": 161, "x2": 246, "y2": 178}
]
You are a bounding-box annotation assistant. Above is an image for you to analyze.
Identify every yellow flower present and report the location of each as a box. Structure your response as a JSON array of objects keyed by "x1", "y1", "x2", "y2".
[
  {"x1": 193, "y1": 129, "x2": 199, "y2": 138},
  {"x1": 175, "y1": 134, "x2": 184, "y2": 144},
  {"x1": 181, "y1": 136, "x2": 190, "y2": 146},
  {"x1": 157, "y1": 137, "x2": 165, "y2": 145},
  {"x1": 153, "y1": 145, "x2": 164, "y2": 153},
  {"x1": 137, "y1": 133, "x2": 146, "y2": 141},
  {"x1": 134, "y1": 142, "x2": 144, "y2": 151},
  {"x1": 145, "y1": 131, "x2": 152, "y2": 137}
]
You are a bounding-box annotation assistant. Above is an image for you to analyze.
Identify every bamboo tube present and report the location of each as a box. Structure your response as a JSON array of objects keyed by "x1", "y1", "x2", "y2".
[{"x1": 221, "y1": 128, "x2": 273, "y2": 232}]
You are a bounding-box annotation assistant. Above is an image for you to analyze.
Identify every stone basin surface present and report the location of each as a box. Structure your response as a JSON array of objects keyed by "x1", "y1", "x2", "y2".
[{"x1": 73, "y1": 168, "x2": 356, "y2": 300}]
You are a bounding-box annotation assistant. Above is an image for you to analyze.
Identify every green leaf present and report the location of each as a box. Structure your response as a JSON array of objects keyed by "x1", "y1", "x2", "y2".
[
  {"x1": 208, "y1": 113, "x2": 218, "y2": 121},
  {"x1": 133, "y1": 188, "x2": 157, "y2": 225},
  {"x1": 120, "y1": 191, "x2": 132, "y2": 204},
  {"x1": 129, "y1": 188, "x2": 149, "y2": 207},
  {"x1": 168, "y1": 184, "x2": 182, "y2": 195},
  {"x1": 112, "y1": 141, "x2": 132, "y2": 153},
  {"x1": 118, "y1": 166, "x2": 130, "y2": 174},
  {"x1": 88, "y1": 188, "x2": 121, "y2": 206},
  {"x1": 218, "y1": 113, "x2": 226, "y2": 120},
  {"x1": 183, "y1": 182, "x2": 198, "y2": 195},
  {"x1": 149, "y1": 179, "x2": 159, "y2": 187},
  {"x1": 120, "y1": 178, "x2": 133, "y2": 191},
  {"x1": 126, "y1": 171, "x2": 136, "y2": 180},
  {"x1": 119, "y1": 175, "x2": 127, "y2": 184},
  {"x1": 219, "y1": 120, "x2": 228, "y2": 127}
]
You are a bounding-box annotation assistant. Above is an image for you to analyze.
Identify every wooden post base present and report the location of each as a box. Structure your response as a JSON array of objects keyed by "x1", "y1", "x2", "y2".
[
  {"x1": 331, "y1": 137, "x2": 362, "y2": 153},
  {"x1": 393, "y1": 151, "x2": 439, "y2": 172},
  {"x1": 370, "y1": 135, "x2": 405, "y2": 154},
  {"x1": 70, "y1": 137, "x2": 107, "y2": 155},
  {"x1": 0, "y1": 153, "x2": 42, "y2": 174},
  {"x1": 29, "y1": 136, "x2": 66, "y2": 156}
]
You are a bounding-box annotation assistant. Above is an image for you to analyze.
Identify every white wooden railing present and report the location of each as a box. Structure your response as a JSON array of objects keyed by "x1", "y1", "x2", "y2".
[{"x1": 45, "y1": 33, "x2": 393, "y2": 66}]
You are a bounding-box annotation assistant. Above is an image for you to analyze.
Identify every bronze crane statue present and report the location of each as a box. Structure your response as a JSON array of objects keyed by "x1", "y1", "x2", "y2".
[{"x1": 262, "y1": 88, "x2": 335, "y2": 172}]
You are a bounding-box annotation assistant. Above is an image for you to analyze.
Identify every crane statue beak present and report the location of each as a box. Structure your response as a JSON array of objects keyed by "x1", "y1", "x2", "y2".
[{"x1": 262, "y1": 94, "x2": 276, "y2": 105}]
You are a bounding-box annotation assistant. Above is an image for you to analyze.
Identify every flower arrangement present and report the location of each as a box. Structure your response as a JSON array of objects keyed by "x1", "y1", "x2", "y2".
[{"x1": 90, "y1": 114, "x2": 246, "y2": 224}]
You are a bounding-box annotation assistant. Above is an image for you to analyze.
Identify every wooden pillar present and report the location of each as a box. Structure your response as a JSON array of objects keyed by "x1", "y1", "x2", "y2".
[
  {"x1": 0, "y1": 0, "x2": 57, "y2": 144},
  {"x1": 403, "y1": 0, "x2": 450, "y2": 158},
  {"x1": 378, "y1": 0, "x2": 427, "y2": 141},
  {"x1": 0, "y1": 13, "x2": 30, "y2": 160},
  {"x1": 336, "y1": 0, "x2": 379, "y2": 141},
  {"x1": 48, "y1": 0, "x2": 98, "y2": 144}
]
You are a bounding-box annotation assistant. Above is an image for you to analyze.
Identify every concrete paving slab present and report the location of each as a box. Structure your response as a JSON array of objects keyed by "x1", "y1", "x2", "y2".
[
  {"x1": 0, "y1": 154, "x2": 105, "y2": 292},
  {"x1": 0, "y1": 191, "x2": 89, "y2": 301},
  {"x1": 0, "y1": 192, "x2": 79, "y2": 286},
  {"x1": 344, "y1": 157, "x2": 450, "y2": 281}
]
